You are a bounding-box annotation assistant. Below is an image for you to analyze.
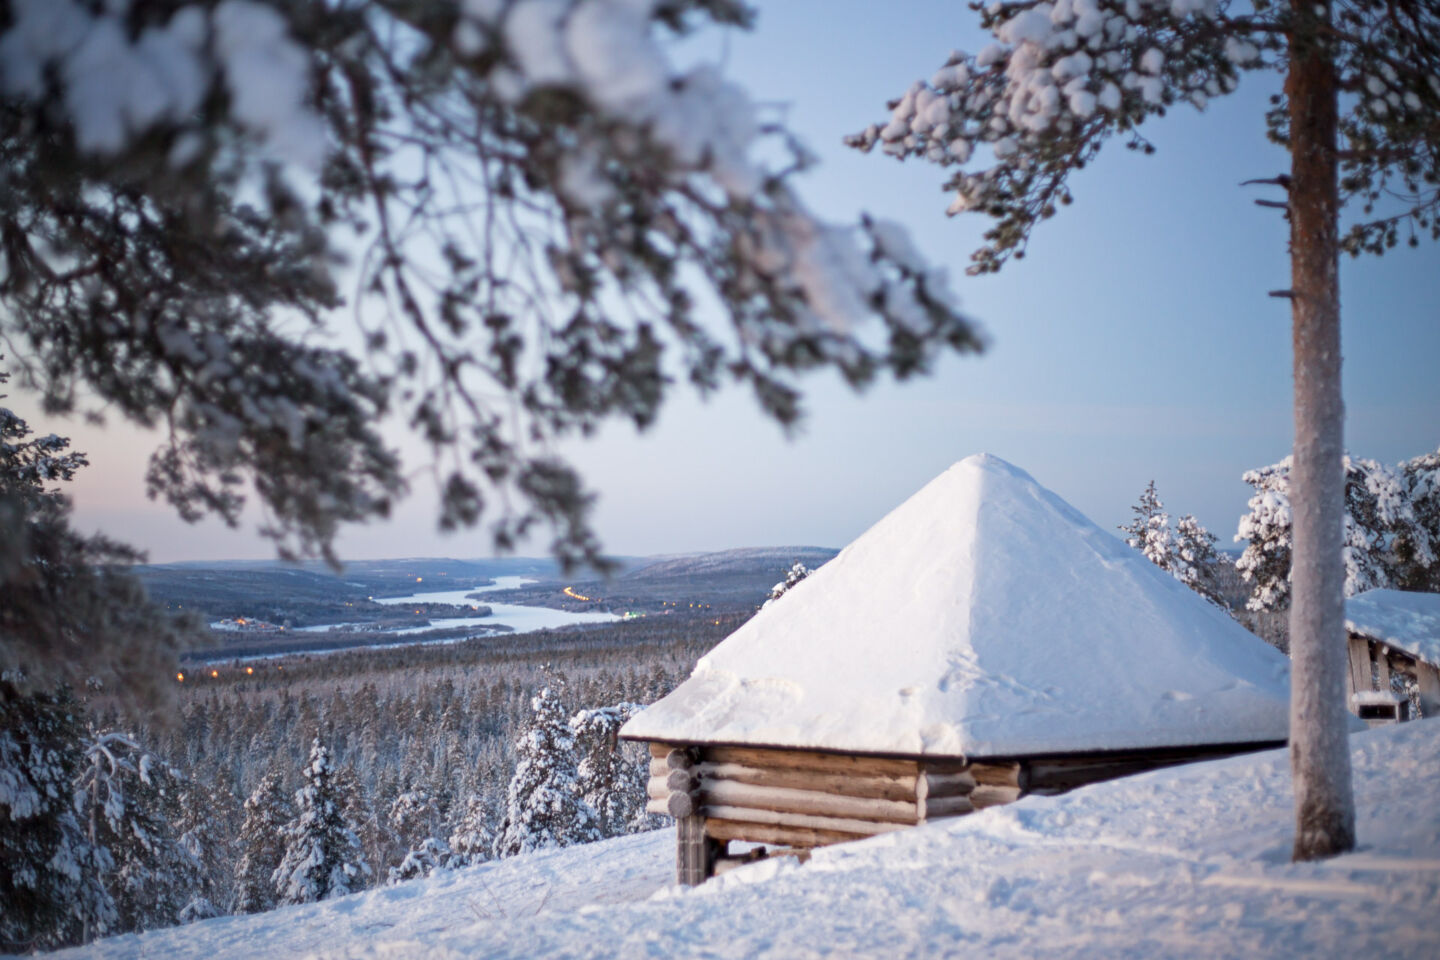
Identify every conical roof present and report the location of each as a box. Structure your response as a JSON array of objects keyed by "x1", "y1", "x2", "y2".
[{"x1": 622, "y1": 454, "x2": 1291, "y2": 758}]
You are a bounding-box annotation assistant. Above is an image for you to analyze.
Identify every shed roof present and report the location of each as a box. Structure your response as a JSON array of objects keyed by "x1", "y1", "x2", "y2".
[
  {"x1": 1346, "y1": 589, "x2": 1440, "y2": 668},
  {"x1": 622, "y1": 454, "x2": 1291, "y2": 758}
]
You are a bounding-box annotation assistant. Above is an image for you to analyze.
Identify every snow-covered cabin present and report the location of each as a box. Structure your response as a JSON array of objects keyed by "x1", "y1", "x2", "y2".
[
  {"x1": 621, "y1": 454, "x2": 1292, "y2": 884},
  {"x1": 1344, "y1": 589, "x2": 1440, "y2": 725}
]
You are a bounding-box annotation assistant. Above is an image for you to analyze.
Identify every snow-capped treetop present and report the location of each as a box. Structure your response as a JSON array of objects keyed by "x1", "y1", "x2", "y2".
[
  {"x1": 623, "y1": 454, "x2": 1291, "y2": 758},
  {"x1": 762, "y1": 562, "x2": 814, "y2": 609},
  {"x1": 846, "y1": 0, "x2": 1440, "y2": 274},
  {"x1": 1345, "y1": 589, "x2": 1440, "y2": 670}
]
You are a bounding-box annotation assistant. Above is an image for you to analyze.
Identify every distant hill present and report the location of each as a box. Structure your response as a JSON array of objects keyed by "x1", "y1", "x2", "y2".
[{"x1": 622, "y1": 546, "x2": 837, "y2": 581}]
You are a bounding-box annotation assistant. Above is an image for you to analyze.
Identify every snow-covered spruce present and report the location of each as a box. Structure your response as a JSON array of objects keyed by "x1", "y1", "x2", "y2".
[
  {"x1": 233, "y1": 770, "x2": 293, "y2": 915},
  {"x1": 445, "y1": 795, "x2": 496, "y2": 869},
  {"x1": 74, "y1": 730, "x2": 199, "y2": 935},
  {"x1": 1236, "y1": 455, "x2": 1424, "y2": 612},
  {"x1": 493, "y1": 682, "x2": 600, "y2": 858},
  {"x1": 1395, "y1": 447, "x2": 1440, "y2": 591},
  {"x1": 272, "y1": 739, "x2": 370, "y2": 905},
  {"x1": 0, "y1": 682, "x2": 111, "y2": 951},
  {"x1": 762, "y1": 561, "x2": 814, "y2": 610},
  {"x1": 1119, "y1": 481, "x2": 1223, "y2": 605},
  {"x1": 570, "y1": 702, "x2": 650, "y2": 839},
  {"x1": 388, "y1": 838, "x2": 450, "y2": 885}
]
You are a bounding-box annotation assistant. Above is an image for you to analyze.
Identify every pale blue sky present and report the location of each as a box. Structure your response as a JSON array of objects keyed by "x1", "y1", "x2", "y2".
[{"x1": 14, "y1": 0, "x2": 1439, "y2": 564}]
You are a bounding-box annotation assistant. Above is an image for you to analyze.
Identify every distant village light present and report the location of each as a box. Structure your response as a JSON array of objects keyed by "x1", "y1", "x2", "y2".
[
  {"x1": 176, "y1": 672, "x2": 184, "y2": 682},
  {"x1": 245, "y1": 666, "x2": 254, "y2": 675}
]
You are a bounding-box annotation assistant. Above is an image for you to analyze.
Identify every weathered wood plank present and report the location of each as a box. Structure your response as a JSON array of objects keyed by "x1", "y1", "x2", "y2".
[
  {"x1": 1416, "y1": 661, "x2": 1440, "y2": 718},
  {"x1": 705, "y1": 745, "x2": 920, "y2": 778},
  {"x1": 699, "y1": 779, "x2": 920, "y2": 825},
  {"x1": 1374, "y1": 642, "x2": 1392, "y2": 693},
  {"x1": 1347, "y1": 636, "x2": 1374, "y2": 705},
  {"x1": 704, "y1": 818, "x2": 866, "y2": 849},
  {"x1": 696, "y1": 762, "x2": 921, "y2": 802}
]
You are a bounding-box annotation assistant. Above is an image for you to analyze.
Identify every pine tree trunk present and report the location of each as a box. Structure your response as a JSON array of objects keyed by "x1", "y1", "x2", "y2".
[{"x1": 1286, "y1": 0, "x2": 1355, "y2": 862}]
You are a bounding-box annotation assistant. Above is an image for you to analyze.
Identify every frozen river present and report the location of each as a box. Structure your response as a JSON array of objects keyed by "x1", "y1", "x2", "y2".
[{"x1": 300, "y1": 576, "x2": 619, "y2": 637}]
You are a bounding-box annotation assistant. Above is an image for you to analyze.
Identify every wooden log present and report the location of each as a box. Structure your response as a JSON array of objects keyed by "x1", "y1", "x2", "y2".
[
  {"x1": 695, "y1": 762, "x2": 920, "y2": 802},
  {"x1": 704, "y1": 818, "x2": 865, "y2": 850},
  {"x1": 666, "y1": 769, "x2": 696, "y2": 793},
  {"x1": 699, "y1": 779, "x2": 920, "y2": 825},
  {"x1": 668, "y1": 791, "x2": 696, "y2": 819},
  {"x1": 969, "y1": 784, "x2": 1022, "y2": 809},
  {"x1": 922, "y1": 795, "x2": 975, "y2": 819},
  {"x1": 705, "y1": 745, "x2": 919, "y2": 778},
  {"x1": 645, "y1": 798, "x2": 670, "y2": 816},
  {"x1": 649, "y1": 758, "x2": 670, "y2": 778},
  {"x1": 667, "y1": 748, "x2": 695, "y2": 771},
  {"x1": 646, "y1": 777, "x2": 669, "y2": 801},
  {"x1": 922, "y1": 771, "x2": 976, "y2": 799},
  {"x1": 648, "y1": 741, "x2": 675, "y2": 759},
  {"x1": 700, "y1": 804, "x2": 908, "y2": 838},
  {"x1": 967, "y1": 762, "x2": 1023, "y2": 789}
]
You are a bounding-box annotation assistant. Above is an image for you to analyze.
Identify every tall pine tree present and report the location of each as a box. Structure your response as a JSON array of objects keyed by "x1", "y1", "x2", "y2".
[{"x1": 850, "y1": 0, "x2": 1440, "y2": 859}]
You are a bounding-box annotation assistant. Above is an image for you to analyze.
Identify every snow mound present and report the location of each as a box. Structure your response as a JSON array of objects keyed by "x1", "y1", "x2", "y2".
[
  {"x1": 51, "y1": 722, "x2": 1440, "y2": 960},
  {"x1": 1346, "y1": 588, "x2": 1440, "y2": 667},
  {"x1": 624, "y1": 454, "x2": 1290, "y2": 757}
]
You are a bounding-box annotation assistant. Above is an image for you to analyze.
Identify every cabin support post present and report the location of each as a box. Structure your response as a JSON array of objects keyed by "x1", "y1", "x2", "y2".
[
  {"x1": 1415, "y1": 663, "x2": 1440, "y2": 719},
  {"x1": 676, "y1": 814, "x2": 717, "y2": 886}
]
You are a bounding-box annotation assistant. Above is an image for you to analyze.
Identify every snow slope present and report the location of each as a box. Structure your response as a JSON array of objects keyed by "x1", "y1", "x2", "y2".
[
  {"x1": 625, "y1": 454, "x2": 1291, "y2": 757},
  {"x1": 49, "y1": 721, "x2": 1440, "y2": 960},
  {"x1": 1346, "y1": 588, "x2": 1440, "y2": 667}
]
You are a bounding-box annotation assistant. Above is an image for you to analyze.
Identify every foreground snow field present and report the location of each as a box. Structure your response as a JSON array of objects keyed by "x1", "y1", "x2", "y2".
[{"x1": 50, "y1": 721, "x2": 1440, "y2": 960}]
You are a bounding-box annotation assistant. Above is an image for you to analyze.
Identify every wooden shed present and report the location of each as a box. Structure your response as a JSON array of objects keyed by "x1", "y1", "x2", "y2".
[
  {"x1": 1344, "y1": 588, "x2": 1440, "y2": 725},
  {"x1": 621, "y1": 455, "x2": 1293, "y2": 884}
]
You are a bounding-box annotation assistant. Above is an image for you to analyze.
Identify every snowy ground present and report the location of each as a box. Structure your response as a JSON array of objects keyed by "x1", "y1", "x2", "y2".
[{"x1": 51, "y1": 721, "x2": 1440, "y2": 960}]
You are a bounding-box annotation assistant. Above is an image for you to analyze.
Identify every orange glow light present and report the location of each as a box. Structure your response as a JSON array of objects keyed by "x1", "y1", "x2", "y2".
[
  {"x1": 176, "y1": 672, "x2": 184, "y2": 682},
  {"x1": 210, "y1": 670, "x2": 218, "y2": 678},
  {"x1": 245, "y1": 666, "x2": 254, "y2": 675}
]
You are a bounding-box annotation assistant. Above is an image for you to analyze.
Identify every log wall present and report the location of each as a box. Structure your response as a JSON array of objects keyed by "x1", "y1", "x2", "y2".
[
  {"x1": 644, "y1": 738, "x2": 1282, "y2": 884},
  {"x1": 646, "y1": 741, "x2": 1025, "y2": 883}
]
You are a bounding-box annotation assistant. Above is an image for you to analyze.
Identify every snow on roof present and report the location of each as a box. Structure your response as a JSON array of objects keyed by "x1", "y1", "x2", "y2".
[
  {"x1": 1345, "y1": 589, "x2": 1440, "y2": 668},
  {"x1": 623, "y1": 454, "x2": 1291, "y2": 758}
]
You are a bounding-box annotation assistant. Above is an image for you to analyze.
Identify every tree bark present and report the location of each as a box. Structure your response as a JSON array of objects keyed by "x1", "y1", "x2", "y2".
[{"x1": 1286, "y1": 0, "x2": 1355, "y2": 862}]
